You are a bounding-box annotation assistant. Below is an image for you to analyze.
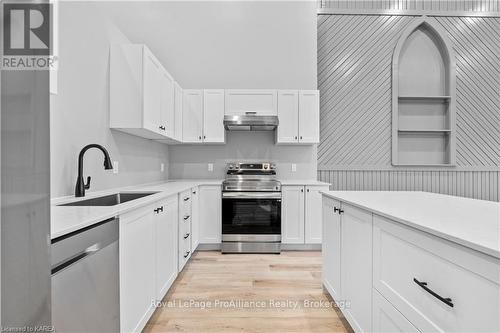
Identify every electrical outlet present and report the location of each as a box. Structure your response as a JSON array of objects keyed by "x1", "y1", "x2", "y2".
[
  {"x1": 208, "y1": 163, "x2": 214, "y2": 172},
  {"x1": 291, "y1": 163, "x2": 297, "y2": 172},
  {"x1": 160, "y1": 163, "x2": 165, "y2": 172},
  {"x1": 113, "y1": 161, "x2": 119, "y2": 174}
]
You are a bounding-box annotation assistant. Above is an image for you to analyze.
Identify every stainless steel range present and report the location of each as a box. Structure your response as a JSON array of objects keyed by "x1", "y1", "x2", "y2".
[{"x1": 222, "y1": 162, "x2": 281, "y2": 254}]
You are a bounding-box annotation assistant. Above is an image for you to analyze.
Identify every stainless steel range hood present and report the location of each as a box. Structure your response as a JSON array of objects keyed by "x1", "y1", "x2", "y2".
[{"x1": 224, "y1": 115, "x2": 279, "y2": 131}]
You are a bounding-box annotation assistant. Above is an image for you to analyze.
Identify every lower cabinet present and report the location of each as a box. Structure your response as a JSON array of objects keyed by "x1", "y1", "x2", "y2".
[
  {"x1": 373, "y1": 215, "x2": 500, "y2": 333},
  {"x1": 340, "y1": 204, "x2": 373, "y2": 333},
  {"x1": 191, "y1": 186, "x2": 200, "y2": 251},
  {"x1": 322, "y1": 196, "x2": 341, "y2": 300},
  {"x1": 178, "y1": 189, "x2": 192, "y2": 271},
  {"x1": 155, "y1": 195, "x2": 178, "y2": 300},
  {"x1": 198, "y1": 185, "x2": 222, "y2": 244},
  {"x1": 119, "y1": 203, "x2": 156, "y2": 333},
  {"x1": 322, "y1": 195, "x2": 500, "y2": 333},
  {"x1": 282, "y1": 185, "x2": 329, "y2": 244}
]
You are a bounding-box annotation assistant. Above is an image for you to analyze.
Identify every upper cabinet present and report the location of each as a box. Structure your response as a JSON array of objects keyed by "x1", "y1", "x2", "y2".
[
  {"x1": 277, "y1": 90, "x2": 320, "y2": 144},
  {"x1": 392, "y1": 17, "x2": 456, "y2": 166},
  {"x1": 182, "y1": 90, "x2": 225, "y2": 144},
  {"x1": 173, "y1": 82, "x2": 183, "y2": 142},
  {"x1": 110, "y1": 44, "x2": 178, "y2": 142},
  {"x1": 203, "y1": 90, "x2": 225, "y2": 143},
  {"x1": 110, "y1": 44, "x2": 320, "y2": 146},
  {"x1": 225, "y1": 89, "x2": 277, "y2": 116}
]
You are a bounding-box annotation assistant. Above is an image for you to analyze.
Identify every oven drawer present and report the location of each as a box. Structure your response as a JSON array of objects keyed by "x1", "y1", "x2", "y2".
[
  {"x1": 221, "y1": 242, "x2": 280, "y2": 254},
  {"x1": 373, "y1": 215, "x2": 500, "y2": 332}
]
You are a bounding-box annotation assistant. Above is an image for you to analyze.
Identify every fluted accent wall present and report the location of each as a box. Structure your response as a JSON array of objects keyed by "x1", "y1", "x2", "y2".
[{"x1": 317, "y1": 14, "x2": 500, "y2": 201}]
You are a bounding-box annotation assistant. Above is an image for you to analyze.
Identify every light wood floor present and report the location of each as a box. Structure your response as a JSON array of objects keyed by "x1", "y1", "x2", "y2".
[{"x1": 144, "y1": 251, "x2": 352, "y2": 333}]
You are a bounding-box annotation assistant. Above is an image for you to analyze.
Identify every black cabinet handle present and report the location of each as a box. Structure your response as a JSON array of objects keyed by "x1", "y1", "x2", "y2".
[
  {"x1": 183, "y1": 197, "x2": 190, "y2": 201},
  {"x1": 192, "y1": 190, "x2": 196, "y2": 194},
  {"x1": 203, "y1": 135, "x2": 206, "y2": 139},
  {"x1": 198, "y1": 136, "x2": 202, "y2": 140},
  {"x1": 184, "y1": 251, "x2": 190, "y2": 258},
  {"x1": 184, "y1": 233, "x2": 190, "y2": 239},
  {"x1": 413, "y1": 278, "x2": 453, "y2": 308},
  {"x1": 183, "y1": 215, "x2": 190, "y2": 220},
  {"x1": 307, "y1": 189, "x2": 310, "y2": 192},
  {"x1": 154, "y1": 206, "x2": 163, "y2": 214},
  {"x1": 159, "y1": 125, "x2": 165, "y2": 131},
  {"x1": 295, "y1": 136, "x2": 298, "y2": 140},
  {"x1": 300, "y1": 136, "x2": 303, "y2": 140},
  {"x1": 301, "y1": 188, "x2": 304, "y2": 192},
  {"x1": 333, "y1": 207, "x2": 344, "y2": 214}
]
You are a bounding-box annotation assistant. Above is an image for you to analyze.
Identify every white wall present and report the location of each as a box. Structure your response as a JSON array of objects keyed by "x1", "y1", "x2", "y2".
[
  {"x1": 169, "y1": 132, "x2": 317, "y2": 179},
  {"x1": 102, "y1": 1, "x2": 318, "y2": 89},
  {"x1": 50, "y1": 2, "x2": 169, "y2": 198}
]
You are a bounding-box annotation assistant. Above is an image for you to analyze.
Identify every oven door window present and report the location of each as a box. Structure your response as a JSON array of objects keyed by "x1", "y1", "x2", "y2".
[{"x1": 222, "y1": 198, "x2": 281, "y2": 234}]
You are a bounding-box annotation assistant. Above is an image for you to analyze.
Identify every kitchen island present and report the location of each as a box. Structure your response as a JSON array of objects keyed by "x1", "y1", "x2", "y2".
[{"x1": 321, "y1": 191, "x2": 500, "y2": 333}]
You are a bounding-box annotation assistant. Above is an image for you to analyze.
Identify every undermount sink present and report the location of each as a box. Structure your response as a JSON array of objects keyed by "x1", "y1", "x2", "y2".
[{"x1": 58, "y1": 192, "x2": 159, "y2": 207}]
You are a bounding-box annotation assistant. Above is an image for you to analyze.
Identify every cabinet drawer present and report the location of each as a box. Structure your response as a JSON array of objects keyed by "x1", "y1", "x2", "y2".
[
  {"x1": 180, "y1": 214, "x2": 191, "y2": 233},
  {"x1": 373, "y1": 215, "x2": 500, "y2": 332},
  {"x1": 373, "y1": 289, "x2": 420, "y2": 333}
]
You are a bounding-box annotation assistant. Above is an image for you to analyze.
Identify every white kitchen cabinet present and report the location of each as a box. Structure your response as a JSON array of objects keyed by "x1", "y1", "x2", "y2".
[
  {"x1": 298, "y1": 90, "x2": 320, "y2": 143},
  {"x1": 225, "y1": 89, "x2": 277, "y2": 116},
  {"x1": 182, "y1": 90, "x2": 204, "y2": 143},
  {"x1": 160, "y1": 71, "x2": 175, "y2": 138},
  {"x1": 373, "y1": 215, "x2": 500, "y2": 333},
  {"x1": 154, "y1": 195, "x2": 178, "y2": 301},
  {"x1": 281, "y1": 186, "x2": 305, "y2": 244},
  {"x1": 178, "y1": 190, "x2": 192, "y2": 271},
  {"x1": 182, "y1": 90, "x2": 224, "y2": 144},
  {"x1": 322, "y1": 196, "x2": 342, "y2": 300},
  {"x1": 340, "y1": 204, "x2": 373, "y2": 333},
  {"x1": 191, "y1": 187, "x2": 200, "y2": 251},
  {"x1": 143, "y1": 51, "x2": 163, "y2": 135},
  {"x1": 203, "y1": 90, "x2": 225, "y2": 143},
  {"x1": 276, "y1": 90, "x2": 320, "y2": 144},
  {"x1": 174, "y1": 82, "x2": 183, "y2": 141},
  {"x1": 119, "y1": 203, "x2": 156, "y2": 333},
  {"x1": 198, "y1": 185, "x2": 222, "y2": 244},
  {"x1": 304, "y1": 185, "x2": 329, "y2": 244},
  {"x1": 282, "y1": 185, "x2": 328, "y2": 244},
  {"x1": 110, "y1": 44, "x2": 178, "y2": 142},
  {"x1": 277, "y1": 90, "x2": 299, "y2": 143}
]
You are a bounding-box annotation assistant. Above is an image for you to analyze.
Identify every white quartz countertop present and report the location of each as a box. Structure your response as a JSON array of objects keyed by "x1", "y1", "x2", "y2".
[
  {"x1": 51, "y1": 178, "x2": 323, "y2": 240},
  {"x1": 280, "y1": 179, "x2": 330, "y2": 186},
  {"x1": 321, "y1": 191, "x2": 500, "y2": 259},
  {"x1": 51, "y1": 180, "x2": 222, "y2": 239}
]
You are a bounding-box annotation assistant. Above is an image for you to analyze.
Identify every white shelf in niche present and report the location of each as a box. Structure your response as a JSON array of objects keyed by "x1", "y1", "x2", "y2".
[
  {"x1": 398, "y1": 129, "x2": 451, "y2": 133},
  {"x1": 398, "y1": 95, "x2": 451, "y2": 101}
]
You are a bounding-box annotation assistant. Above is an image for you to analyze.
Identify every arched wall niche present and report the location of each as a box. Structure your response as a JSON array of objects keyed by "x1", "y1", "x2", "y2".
[{"x1": 392, "y1": 16, "x2": 456, "y2": 166}]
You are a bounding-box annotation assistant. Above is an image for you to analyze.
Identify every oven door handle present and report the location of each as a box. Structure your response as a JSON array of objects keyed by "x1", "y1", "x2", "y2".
[{"x1": 222, "y1": 192, "x2": 282, "y2": 199}]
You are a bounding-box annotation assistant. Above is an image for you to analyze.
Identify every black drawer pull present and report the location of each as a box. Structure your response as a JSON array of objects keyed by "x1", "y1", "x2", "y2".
[
  {"x1": 183, "y1": 197, "x2": 190, "y2": 201},
  {"x1": 184, "y1": 233, "x2": 190, "y2": 239},
  {"x1": 184, "y1": 251, "x2": 190, "y2": 258},
  {"x1": 183, "y1": 215, "x2": 190, "y2": 220},
  {"x1": 154, "y1": 206, "x2": 163, "y2": 213},
  {"x1": 413, "y1": 278, "x2": 453, "y2": 308}
]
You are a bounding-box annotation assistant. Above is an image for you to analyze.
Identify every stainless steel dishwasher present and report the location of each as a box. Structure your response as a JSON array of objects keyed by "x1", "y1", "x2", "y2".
[{"x1": 51, "y1": 217, "x2": 120, "y2": 332}]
